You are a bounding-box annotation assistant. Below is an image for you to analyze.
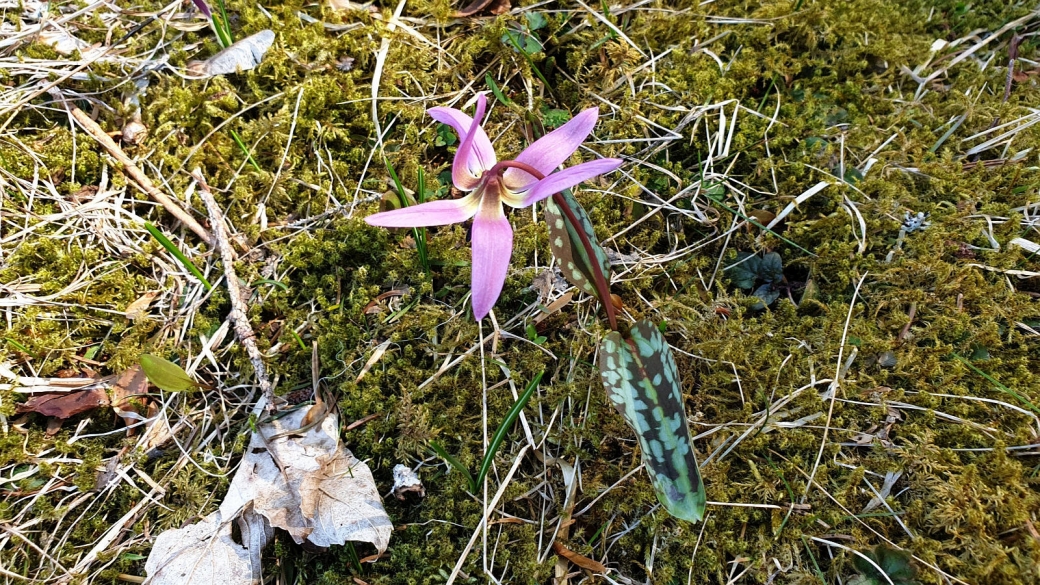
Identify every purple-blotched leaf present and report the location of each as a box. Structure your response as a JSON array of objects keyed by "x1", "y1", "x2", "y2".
[{"x1": 598, "y1": 320, "x2": 706, "y2": 522}]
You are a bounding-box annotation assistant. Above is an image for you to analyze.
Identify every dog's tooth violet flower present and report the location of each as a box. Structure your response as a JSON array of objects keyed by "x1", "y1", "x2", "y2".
[{"x1": 366, "y1": 94, "x2": 621, "y2": 320}]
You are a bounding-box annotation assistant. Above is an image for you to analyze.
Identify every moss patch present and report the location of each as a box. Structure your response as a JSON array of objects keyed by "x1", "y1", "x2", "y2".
[{"x1": 2, "y1": 0, "x2": 1039, "y2": 583}]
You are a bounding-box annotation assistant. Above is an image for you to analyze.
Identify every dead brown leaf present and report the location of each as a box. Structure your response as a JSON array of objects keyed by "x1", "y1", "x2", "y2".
[
  {"x1": 552, "y1": 541, "x2": 607, "y2": 574},
  {"x1": 110, "y1": 365, "x2": 150, "y2": 431},
  {"x1": 17, "y1": 388, "x2": 109, "y2": 419},
  {"x1": 1013, "y1": 67, "x2": 1040, "y2": 82}
]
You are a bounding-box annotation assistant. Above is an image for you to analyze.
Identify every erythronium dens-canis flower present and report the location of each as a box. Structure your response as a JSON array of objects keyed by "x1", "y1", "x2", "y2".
[{"x1": 365, "y1": 94, "x2": 621, "y2": 320}]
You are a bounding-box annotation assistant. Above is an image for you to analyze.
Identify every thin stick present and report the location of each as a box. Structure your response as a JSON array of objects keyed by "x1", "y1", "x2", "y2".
[
  {"x1": 47, "y1": 88, "x2": 213, "y2": 247},
  {"x1": 192, "y1": 168, "x2": 276, "y2": 410}
]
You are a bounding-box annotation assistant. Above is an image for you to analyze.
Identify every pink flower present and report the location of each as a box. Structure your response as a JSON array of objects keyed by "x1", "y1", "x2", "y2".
[{"x1": 365, "y1": 94, "x2": 622, "y2": 320}]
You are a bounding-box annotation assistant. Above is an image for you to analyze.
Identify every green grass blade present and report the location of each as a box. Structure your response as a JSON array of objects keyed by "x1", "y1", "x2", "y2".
[
  {"x1": 229, "y1": 129, "x2": 261, "y2": 171},
  {"x1": 430, "y1": 441, "x2": 476, "y2": 492},
  {"x1": 383, "y1": 157, "x2": 430, "y2": 275},
  {"x1": 485, "y1": 73, "x2": 512, "y2": 106},
  {"x1": 212, "y1": 0, "x2": 233, "y2": 47},
  {"x1": 952, "y1": 353, "x2": 1040, "y2": 415},
  {"x1": 475, "y1": 371, "x2": 543, "y2": 489},
  {"x1": 704, "y1": 191, "x2": 815, "y2": 257},
  {"x1": 144, "y1": 222, "x2": 212, "y2": 290}
]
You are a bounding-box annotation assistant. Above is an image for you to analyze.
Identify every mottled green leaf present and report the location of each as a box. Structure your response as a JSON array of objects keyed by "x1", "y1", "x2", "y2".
[
  {"x1": 140, "y1": 354, "x2": 199, "y2": 393},
  {"x1": 544, "y1": 189, "x2": 611, "y2": 303},
  {"x1": 598, "y1": 320, "x2": 706, "y2": 522},
  {"x1": 726, "y1": 252, "x2": 760, "y2": 289}
]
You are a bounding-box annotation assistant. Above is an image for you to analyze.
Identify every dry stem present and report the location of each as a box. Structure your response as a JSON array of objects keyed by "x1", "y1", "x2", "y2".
[
  {"x1": 192, "y1": 168, "x2": 276, "y2": 411},
  {"x1": 47, "y1": 87, "x2": 214, "y2": 247}
]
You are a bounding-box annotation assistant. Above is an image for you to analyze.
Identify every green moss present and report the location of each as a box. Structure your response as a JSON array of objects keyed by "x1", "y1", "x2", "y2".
[{"x1": 2, "y1": 0, "x2": 1039, "y2": 582}]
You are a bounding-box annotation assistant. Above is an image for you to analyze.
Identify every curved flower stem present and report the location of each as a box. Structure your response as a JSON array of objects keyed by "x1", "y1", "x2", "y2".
[{"x1": 496, "y1": 160, "x2": 619, "y2": 332}]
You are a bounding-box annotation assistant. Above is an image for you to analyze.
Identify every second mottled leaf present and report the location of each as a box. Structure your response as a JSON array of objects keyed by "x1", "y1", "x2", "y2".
[{"x1": 544, "y1": 189, "x2": 611, "y2": 303}]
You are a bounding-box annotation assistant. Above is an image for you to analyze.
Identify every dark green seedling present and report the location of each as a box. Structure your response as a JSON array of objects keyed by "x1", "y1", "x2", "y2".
[
  {"x1": 598, "y1": 321, "x2": 706, "y2": 522},
  {"x1": 726, "y1": 251, "x2": 786, "y2": 307},
  {"x1": 850, "y1": 544, "x2": 919, "y2": 585}
]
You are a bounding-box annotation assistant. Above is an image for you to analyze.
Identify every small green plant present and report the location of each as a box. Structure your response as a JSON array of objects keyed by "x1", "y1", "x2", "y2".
[
  {"x1": 849, "y1": 544, "x2": 919, "y2": 585},
  {"x1": 430, "y1": 371, "x2": 542, "y2": 492},
  {"x1": 726, "y1": 251, "x2": 786, "y2": 308},
  {"x1": 524, "y1": 323, "x2": 546, "y2": 345}
]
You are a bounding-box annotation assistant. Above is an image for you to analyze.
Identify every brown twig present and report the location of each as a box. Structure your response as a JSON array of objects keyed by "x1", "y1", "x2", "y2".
[
  {"x1": 191, "y1": 168, "x2": 276, "y2": 410},
  {"x1": 898, "y1": 302, "x2": 917, "y2": 341},
  {"x1": 47, "y1": 88, "x2": 213, "y2": 247}
]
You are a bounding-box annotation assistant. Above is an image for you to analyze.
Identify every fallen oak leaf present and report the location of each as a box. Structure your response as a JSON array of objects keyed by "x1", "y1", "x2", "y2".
[{"x1": 144, "y1": 408, "x2": 391, "y2": 584}]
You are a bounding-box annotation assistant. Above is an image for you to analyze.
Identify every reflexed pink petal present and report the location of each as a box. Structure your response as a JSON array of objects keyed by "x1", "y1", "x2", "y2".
[
  {"x1": 365, "y1": 195, "x2": 480, "y2": 228},
  {"x1": 430, "y1": 96, "x2": 495, "y2": 191},
  {"x1": 503, "y1": 108, "x2": 599, "y2": 190},
  {"x1": 428, "y1": 104, "x2": 497, "y2": 177},
  {"x1": 514, "y1": 158, "x2": 623, "y2": 207},
  {"x1": 469, "y1": 198, "x2": 512, "y2": 320}
]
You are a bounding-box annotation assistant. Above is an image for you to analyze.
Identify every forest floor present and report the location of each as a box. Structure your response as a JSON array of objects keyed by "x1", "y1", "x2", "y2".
[{"x1": 1, "y1": 0, "x2": 1039, "y2": 583}]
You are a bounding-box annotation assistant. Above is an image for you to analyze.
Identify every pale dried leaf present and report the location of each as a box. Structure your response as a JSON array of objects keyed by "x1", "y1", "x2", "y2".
[
  {"x1": 188, "y1": 30, "x2": 275, "y2": 77},
  {"x1": 124, "y1": 291, "x2": 158, "y2": 320},
  {"x1": 356, "y1": 339, "x2": 392, "y2": 383},
  {"x1": 143, "y1": 508, "x2": 263, "y2": 585},
  {"x1": 144, "y1": 408, "x2": 391, "y2": 582},
  {"x1": 224, "y1": 408, "x2": 392, "y2": 551},
  {"x1": 38, "y1": 27, "x2": 100, "y2": 57}
]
